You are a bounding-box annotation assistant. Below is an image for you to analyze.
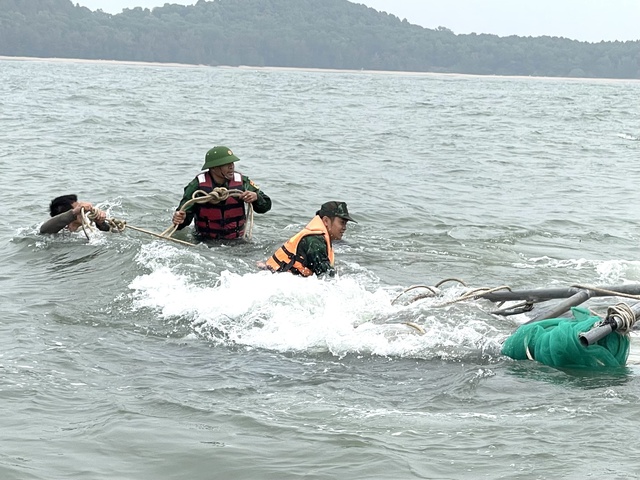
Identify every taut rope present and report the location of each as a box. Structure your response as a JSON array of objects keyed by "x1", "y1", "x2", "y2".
[
  {"x1": 83, "y1": 208, "x2": 195, "y2": 247},
  {"x1": 81, "y1": 187, "x2": 254, "y2": 247},
  {"x1": 570, "y1": 284, "x2": 640, "y2": 302}
]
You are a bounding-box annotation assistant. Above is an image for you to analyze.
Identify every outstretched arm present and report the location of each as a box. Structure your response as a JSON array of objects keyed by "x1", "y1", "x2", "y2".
[{"x1": 40, "y1": 210, "x2": 76, "y2": 234}]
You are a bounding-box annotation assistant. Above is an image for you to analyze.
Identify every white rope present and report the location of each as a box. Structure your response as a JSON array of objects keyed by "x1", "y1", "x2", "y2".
[{"x1": 606, "y1": 303, "x2": 636, "y2": 334}]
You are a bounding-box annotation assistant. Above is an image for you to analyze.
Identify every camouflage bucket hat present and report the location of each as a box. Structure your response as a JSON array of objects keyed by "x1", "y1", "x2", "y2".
[
  {"x1": 317, "y1": 201, "x2": 357, "y2": 223},
  {"x1": 202, "y1": 146, "x2": 240, "y2": 169}
]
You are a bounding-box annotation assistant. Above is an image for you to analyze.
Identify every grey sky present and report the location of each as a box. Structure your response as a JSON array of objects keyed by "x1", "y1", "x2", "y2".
[{"x1": 75, "y1": 0, "x2": 640, "y2": 42}]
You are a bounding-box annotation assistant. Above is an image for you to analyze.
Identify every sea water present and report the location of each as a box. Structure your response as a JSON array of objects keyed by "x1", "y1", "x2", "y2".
[{"x1": 1, "y1": 58, "x2": 640, "y2": 479}]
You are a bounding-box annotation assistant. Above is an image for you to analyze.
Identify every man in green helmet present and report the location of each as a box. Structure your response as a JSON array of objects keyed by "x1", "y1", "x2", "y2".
[{"x1": 172, "y1": 146, "x2": 271, "y2": 240}]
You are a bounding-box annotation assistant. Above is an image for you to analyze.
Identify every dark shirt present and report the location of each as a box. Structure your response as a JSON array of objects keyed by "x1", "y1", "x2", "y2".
[{"x1": 296, "y1": 234, "x2": 335, "y2": 277}]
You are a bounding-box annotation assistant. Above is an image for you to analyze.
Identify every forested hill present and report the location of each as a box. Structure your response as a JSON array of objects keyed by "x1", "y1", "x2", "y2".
[{"x1": 1, "y1": 0, "x2": 639, "y2": 78}]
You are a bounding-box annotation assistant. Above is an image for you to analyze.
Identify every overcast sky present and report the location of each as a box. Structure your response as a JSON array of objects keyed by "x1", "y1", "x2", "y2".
[{"x1": 74, "y1": 0, "x2": 640, "y2": 43}]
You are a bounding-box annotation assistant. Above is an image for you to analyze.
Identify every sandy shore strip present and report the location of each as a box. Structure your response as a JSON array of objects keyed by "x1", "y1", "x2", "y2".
[
  {"x1": 0, "y1": 55, "x2": 204, "y2": 69},
  {"x1": 2, "y1": 55, "x2": 638, "y2": 83}
]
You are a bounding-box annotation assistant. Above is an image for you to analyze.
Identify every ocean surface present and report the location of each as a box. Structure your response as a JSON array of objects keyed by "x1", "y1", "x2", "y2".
[{"x1": 1, "y1": 57, "x2": 640, "y2": 479}]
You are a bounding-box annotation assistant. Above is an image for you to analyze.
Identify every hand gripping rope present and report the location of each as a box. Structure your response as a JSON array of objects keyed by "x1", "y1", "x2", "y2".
[
  {"x1": 83, "y1": 206, "x2": 194, "y2": 247},
  {"x1": 159, "y1": 187, "x2": 254, "y2": 243},
  {"x1": 82, "y1": 187, "x2": 254, "y2": 247}
]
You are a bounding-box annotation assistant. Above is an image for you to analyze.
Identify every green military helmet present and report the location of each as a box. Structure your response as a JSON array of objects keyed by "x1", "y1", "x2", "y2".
[{"x1": 202, "y1": 146, "x2": 240, "y2": 170}]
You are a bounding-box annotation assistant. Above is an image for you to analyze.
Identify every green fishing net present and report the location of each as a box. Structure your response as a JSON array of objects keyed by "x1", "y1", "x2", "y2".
[{"x1": 501, "y1": 306, "x2": 629, "y2": 368}]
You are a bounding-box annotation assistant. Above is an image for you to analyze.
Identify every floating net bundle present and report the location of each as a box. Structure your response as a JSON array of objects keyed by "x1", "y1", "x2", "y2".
[{"x1": 501, "y1": 307, "x2": 630, "y2": 368}]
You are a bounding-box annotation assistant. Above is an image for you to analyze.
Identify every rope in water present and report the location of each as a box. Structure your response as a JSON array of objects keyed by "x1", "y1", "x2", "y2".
[
  {"x1": 103, "y1": 218, "x2": 197, "y2": 247},
  {"x1": 81, "y1": 187, "x2": 254, "y2": 246},
  {"x1": 428, "y1": 285, "x2": 514, "y2": 308},
  {"x1": 393, "y1": 281, "x2": 640, "y2": 320},
  {"x1": 391, "y1": 278, "x2": 512, "y2": 307}
]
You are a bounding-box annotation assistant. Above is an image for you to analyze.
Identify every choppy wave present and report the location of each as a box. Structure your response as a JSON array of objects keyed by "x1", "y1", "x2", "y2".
[{"x1": 127, "y1": 242, "x2": 504, "y2": 361}]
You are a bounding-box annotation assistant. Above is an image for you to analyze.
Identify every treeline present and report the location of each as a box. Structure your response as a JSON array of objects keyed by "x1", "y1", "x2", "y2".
[{"x1": 1, "y1": 0, "x2": 639, "y2": 78}]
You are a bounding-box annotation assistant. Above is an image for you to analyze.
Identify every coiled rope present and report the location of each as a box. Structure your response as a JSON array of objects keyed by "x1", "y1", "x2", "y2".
[
  {"x1": 606, "y1": 303, "x2": 636, "y2": 335},
  {"x1": 160, "y1": 188, "x2": 254, "y2": 242},
  {"x1": 81, "y1": 187, "x2": 254, "y2": 247}
]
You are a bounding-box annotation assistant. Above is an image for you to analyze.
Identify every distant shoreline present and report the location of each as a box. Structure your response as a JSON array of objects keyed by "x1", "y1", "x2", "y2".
[
  {"x1": 0, "y1": 55, "x2": 200, "y2": 69},
  {"x1": 2, "y1": 55, "x2": 638, "y2": 83}
]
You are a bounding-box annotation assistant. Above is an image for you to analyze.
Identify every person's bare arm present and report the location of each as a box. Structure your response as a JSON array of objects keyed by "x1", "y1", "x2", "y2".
[{"x1": 40, "y1": 210, "x2": 76, "y2": 234}]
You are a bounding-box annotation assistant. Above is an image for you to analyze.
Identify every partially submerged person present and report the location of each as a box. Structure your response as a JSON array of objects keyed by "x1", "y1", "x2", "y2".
[
  {"x1": 265, "y1": 201, "x2": 357, "y2": 277},
  {"x1": 40, "y1": 194, "x2": 109, "y2": 234},
  {"x1": 171, "y1": 146, "x2": 271, "y2": 240}
]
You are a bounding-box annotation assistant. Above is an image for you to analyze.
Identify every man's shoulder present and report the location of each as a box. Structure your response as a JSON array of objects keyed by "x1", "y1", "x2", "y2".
[
  {"x1": 185, "y1": 174, "x2": 202, "y2": 187},
  {"x1": 299, "y1": 233, "x2": 326, "y2": 249},
  {"x1": 239, "y1": 173, "x2": 261, "y2": 190}
]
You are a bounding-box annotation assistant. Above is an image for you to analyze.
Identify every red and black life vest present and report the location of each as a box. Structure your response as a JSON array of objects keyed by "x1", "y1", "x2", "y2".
[{"x1": 194, "y1": 171, "x2": 246, "y2": 239}]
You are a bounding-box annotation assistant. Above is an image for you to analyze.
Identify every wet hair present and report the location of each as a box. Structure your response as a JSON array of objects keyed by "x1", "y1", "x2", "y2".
[{"x1": 49, "y1": 194, "x2": 77, "y2": 217}]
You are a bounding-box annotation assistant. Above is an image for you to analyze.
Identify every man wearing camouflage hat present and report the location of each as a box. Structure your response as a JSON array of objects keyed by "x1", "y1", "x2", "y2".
[
  {"x1": 172, "y1": 146, "x2": 271, "y2": 240},
  {"x1": 264, "y1": 201, "x2": 356, "y2": 277}
]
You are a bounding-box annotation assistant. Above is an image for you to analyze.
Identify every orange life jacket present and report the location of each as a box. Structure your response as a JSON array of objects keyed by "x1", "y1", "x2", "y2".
[
  {"x1": 194, "y1": 171, "x2": 245, "y2": 239},
  {"x1": 265, "y1": 216, "x2": 334, "y2": 277}
]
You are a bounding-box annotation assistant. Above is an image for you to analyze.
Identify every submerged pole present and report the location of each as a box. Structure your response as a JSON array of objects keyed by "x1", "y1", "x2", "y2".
[{"x1": 523, "y1": 290, "x2": 593, "y2": 324}]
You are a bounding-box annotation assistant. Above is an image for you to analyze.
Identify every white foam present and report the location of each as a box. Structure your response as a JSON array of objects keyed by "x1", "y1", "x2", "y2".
[{"x1": 128, "y1": 244, "x2": 503, "y2": 359}]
